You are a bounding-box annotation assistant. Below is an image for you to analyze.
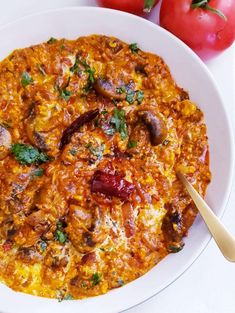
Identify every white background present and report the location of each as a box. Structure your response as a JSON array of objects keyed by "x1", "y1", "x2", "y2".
[{"x1": 0, "y1": 1, "x2": 234, "y2": 313}]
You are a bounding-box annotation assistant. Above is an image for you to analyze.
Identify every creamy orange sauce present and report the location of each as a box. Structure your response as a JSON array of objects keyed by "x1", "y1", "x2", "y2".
[{"x1": 0, "y1": 35, "x2": 211, "y2": 300}]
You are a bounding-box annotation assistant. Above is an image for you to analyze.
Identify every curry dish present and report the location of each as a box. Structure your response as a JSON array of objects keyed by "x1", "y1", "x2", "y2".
[{"x1": 0, "y1": 35, "x2": 211, "y2": 300}]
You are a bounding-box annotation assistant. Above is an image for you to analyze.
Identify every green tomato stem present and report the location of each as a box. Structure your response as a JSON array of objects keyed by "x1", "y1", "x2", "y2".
[
  {"x1": 191, "y1": 0, "x2": 227, "y2": 21},
  {"x1": 144, "y1": 0, "x2": 155, "y2": 13},
  {"x1": 191, "y1": 0, "x2": 208, "y2": 7},
  {"x1": 204, "y1": 4, "x2": 227, "y2": 21}
]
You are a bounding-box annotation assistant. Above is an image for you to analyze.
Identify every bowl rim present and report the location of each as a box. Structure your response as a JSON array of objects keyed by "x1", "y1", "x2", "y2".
[{"x1": 0, "y1": 6, "x2": 234, "y2": 313}]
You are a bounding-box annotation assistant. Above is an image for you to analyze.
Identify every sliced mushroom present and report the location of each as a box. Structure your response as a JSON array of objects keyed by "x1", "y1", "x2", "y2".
[
  {"x1": 0, "y1": 125, "x2": 12, "y2": 160},
  {"x1": 138, "y1": 110, "x2": 167, "y2": 146},
  {"x1": 161, "y1": 204, "x2": 184, "y2": 253},
  {"x1": 94, "y1": 78, "x2": 126, "y2": 100}
]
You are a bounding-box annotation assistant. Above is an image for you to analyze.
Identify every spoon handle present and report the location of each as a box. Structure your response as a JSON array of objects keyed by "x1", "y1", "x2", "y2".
[{"x1": 177, "y1": 172, "x2": 235, "y2": 262}]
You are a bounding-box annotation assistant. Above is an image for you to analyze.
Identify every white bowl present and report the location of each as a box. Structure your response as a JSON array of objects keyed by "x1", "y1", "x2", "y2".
[{"x1": 0, "y1": 7, "x2": 234, "y2": 313}]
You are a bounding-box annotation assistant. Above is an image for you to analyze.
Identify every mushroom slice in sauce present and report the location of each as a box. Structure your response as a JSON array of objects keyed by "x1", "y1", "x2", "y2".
[
  {"x1": 138, "y1": 110, "x2": 167, "y2": 146},
  {"x1": 94, "y1": 78, "x2": 126, "y2": 100}
]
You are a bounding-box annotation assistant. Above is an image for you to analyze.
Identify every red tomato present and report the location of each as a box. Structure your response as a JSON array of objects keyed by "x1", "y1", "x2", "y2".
[
  {"x1": 160, "y1": 0, "x2": 235, "y2": 60},
  {"x1": 97, "y1": 0, "x2": 158, "y2": 15}
]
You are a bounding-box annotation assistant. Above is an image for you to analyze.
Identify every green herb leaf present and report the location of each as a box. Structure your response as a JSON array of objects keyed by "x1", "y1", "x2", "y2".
[
  {"x1": 129, "y1": 43, "x2": 139, "y2": 54},
  {"x1": 63, "y1": 294, "x2": 74, "y2": 301},
  {"x1": 136, "y1": 90, "x2": 144, "y2": 104},
  {"x1": 55, "y1": 229, "x2": 67, "y2": 244},
  {"x1": 110, "y1": 108, "x2": 128, "y2": 140},
  {"x1": 116, "y1": 86, "x2": 127, "y2": 94},
  {"x1": 69, "y1": 148, "x2": 77, "y2": 156},
  {"x1": 47, "y1": 37, "x2": 57, "y2": 44},
  {"x1": 83, "y1": 67, "x2": 96, "y2": 93},
  {"x1": 101, "y1": 110, "x2": 108, "y2": 115},
  {"x1": 81, "y1": 282, "x2": 88, "y2": 289},
  {"x1": 125, "y1": 90, "x2": 135, "y2": 104},
  {"x1": 92, "y1": 272, "x2": 102, "y2": 286},
  {"x1": 55, "y1": 222, "x2": 68, "y2": 244},
  {"x1": 127, "y1": 140, "x2": 137, "y2": 149},
  {"x1": 31, "y1": 168, "x2": 44, "y2": 177},
  {"x1": 87, "y1": 143, "x2": 105, "y2": 160},
  {"x1": 103, "y1": 127, "x2": 116, "y2": 136},
  {"x1": 37, "y1": 64, "x2": 46, "y2": 76},
  {"x1": 60, "y1": 89, "x2": 72, "y2": 101},
  {"x1": 21, "y1": 72, "x2": 34, "y2": 87},
  {"x1": 11, "y1": 143, "x2": 50, "y2": 165},
  {"x1": 168, "y1": 243, "x2": 184, "y2": 253},
  {"x1": 70, "y1": 56, "x2": 81, "y2": 74},
  {"x1": 162, "y1": 139, "x2": 170, "y2": 146},
  {"x1": 117, "y1": 278, "x2": 125, "y2": 286},
  {"x1": 39, "y1": 240, "x2": 47, "y2": 252},
  {"x1": 100, "y1": 246, "x2": 114, "y2": 252},
  {"x1": 85, "y1": 67, "x2": 95, "y2": 84}
]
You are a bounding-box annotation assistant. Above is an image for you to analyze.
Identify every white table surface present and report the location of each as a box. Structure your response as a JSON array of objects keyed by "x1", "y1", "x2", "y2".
[{"x1": 0, "y1": 1, "x2": 234, "y2": 313}]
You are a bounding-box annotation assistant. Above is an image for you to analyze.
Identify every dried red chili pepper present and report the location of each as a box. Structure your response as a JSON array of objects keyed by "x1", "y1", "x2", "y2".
[
  {"x1": 59, "y1": 109, "x2": 99, "y2": 149},
  {"x1": 91, "y1": 170, "x2": 135, "y2": 200}
]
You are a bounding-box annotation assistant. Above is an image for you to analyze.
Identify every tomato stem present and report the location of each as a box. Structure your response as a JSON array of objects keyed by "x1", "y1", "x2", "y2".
[
  {"x1": 191, "y1": 0, "x2": 227, "y2": 21},
  {"x1": 144, "y1": 0, "x2": 155, "y2": 13}
]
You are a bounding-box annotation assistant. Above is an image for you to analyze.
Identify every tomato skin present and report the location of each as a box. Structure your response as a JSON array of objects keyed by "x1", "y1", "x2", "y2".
[
  {"x1": 97, "y1": 0, "x2": 158, "y2": 15},
  {"x1": 160, "y1": 0, "x2": 235, "y2": 60}
]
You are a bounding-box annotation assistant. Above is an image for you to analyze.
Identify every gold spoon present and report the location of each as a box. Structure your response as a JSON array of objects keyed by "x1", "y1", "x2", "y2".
[{"x1": 177, "y1": 172, "x2": 235, "y2": 262}]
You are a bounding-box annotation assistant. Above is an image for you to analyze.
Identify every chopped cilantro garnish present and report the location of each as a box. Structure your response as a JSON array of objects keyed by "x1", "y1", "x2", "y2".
[
  {"x1": 83, "y1": 67, "x2": 96, "y2": 93},
  {"x1": 168, "y1": 243, "x2": 184, "y2": 253},
  {"x1": 63, "y1": 294, "x2": 74, "y2": 301},
  {"x1": 47, "y1": 37, "x2": 57, "y2": 44},
  {"x1": 85, "y1": 67, "x2": 95, "y2": 84},
  {"x1": 162, "y1": 139, "x2": 170, "y2": 146},
  {"x1": 71, "y1": 56, "x2": 95, "y2": 92},
  {"x1": 60, "y1": 89, "x2": 72, "y2": 101},
  {"x1": 69, "y1": 148, "x2": 77, "y2": 156},
  {"x1": 55, "y1": 222, "x2": 68, "y2": 244},
  {"x1": 70, "y1": 56, "x2": 81, "y2": 74},
  {"x1": 21, "y1": 72, "x2": 33, "y2": 87},
  {"x1": 101, "y1": 109, "x2": 108, "y2": 115},
  {"x1": 117, "y1": 278, "x2": 125, "y2": 286},
  {"x1": 55, "y1": 221, "x2": 67, "y2": 244},
  {"x1": 11, "y1": 143, "x2": 49, "y2": 165},
  {"x1": 103, "y1": 127, "x2": 116, "y2": 136},
  {"x1": 31, "y1": 168, "x2": 44, "y2": 177},
  {"x1": 81, "y1": 282, "x2": 88, "y2": 289},
  {"x1": 136, "y1": 90, "x2": 144, "y2": 104},
  {"x1": 125, "y1": 89, "x2": 135, "y2": 104},
  {"x1": 115, "y1": 85, "x2": 144, "y2": 105},
  {"x1": 37, "y1": 64, "x2": 46, "y2": 76},
  {"x1": 87, "y1": 143, "x2": 105, "y2": 160},
  {"x1": 127, "y1": 140, "x2": 137, "y2": 149},
  {"x1": 92, "y1": 272, "x2": 102, "y2": 286},
  {"x1": 116, "y1": 86, "x2": 127, "y2": 94},
  {"x1": 39, "y1": 240, "x2": 47, "y2": 252},
  {"x1": 129, "y1": 43, "x2": 139, "y2": 54},
  {"x1": 111, "y1": 108, "x2": 128, "y2": 140}
]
